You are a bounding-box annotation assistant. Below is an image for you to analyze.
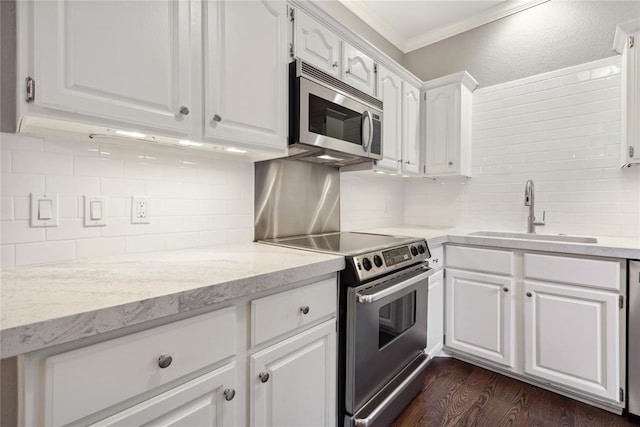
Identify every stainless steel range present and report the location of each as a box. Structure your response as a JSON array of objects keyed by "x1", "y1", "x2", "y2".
[{"x1": 262, "y1": 231, "x2": 434, "y2": 427}]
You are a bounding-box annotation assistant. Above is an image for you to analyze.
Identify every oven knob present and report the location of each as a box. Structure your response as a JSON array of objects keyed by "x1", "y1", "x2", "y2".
[
  {"x1": 362, "y1": 257, "x2": 372, "y2": 271},
  {"x1": 373, "y1": 255, "x2": 383, "y2": 268},
  {"x1": 410, "y1": 246, "x2": 418, "y2": 257},
  {"x1": 418, "y1": 244, "x2": 426, "y2": 254}
]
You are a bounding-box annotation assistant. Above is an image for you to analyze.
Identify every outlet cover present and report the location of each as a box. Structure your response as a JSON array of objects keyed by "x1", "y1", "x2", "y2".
[{"x1": 131, "y1": 196, "x2": 150, "y2": 224}]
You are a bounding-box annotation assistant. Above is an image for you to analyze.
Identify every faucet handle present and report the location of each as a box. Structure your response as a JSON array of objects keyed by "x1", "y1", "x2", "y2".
[{"x1": 533, "y1": 210, "x2": 546, "y2": 226}]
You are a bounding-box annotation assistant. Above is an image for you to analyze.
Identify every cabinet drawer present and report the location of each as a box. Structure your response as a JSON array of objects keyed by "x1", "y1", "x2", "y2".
[
  {"x1": 524, "y1": 253, "x2": 621, "y2": 291},
  {"x1": 428, "y1": 246, "x2": 444, "y2": 270},
  {"x1": 44, "y1": 307, "x2": 236, "y2": 426},
  {"x1": 445, "y1": 245, "x2": 514, "y2": 276},
  {"x1": 251, "y1": 277, "x2": 337, "y2": 347}
]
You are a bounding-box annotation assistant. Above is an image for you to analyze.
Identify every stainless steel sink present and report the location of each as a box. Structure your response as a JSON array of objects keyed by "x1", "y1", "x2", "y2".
[{"x1": 469, "y1": 231, "x2": 597, "y2": 244}]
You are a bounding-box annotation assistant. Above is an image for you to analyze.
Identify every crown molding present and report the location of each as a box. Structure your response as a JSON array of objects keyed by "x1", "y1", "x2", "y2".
[
  {"x1": 406, "y1": 0, "x2": 550, "y2": 52},
  {"x1": 613, "y1": 18, "x2": 640, "y2": 53},
  {"x1": 339, "y1": 0, "x2": 550, "y2": 54},
  {"x1": 337, "y1": 0, "x2": 407, "y2": 52}
]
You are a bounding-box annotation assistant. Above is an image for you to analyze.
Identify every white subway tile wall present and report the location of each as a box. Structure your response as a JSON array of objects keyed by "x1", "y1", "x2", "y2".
[
  {"x1": 0, "y1": 134, "x2": 254, "y2": 268},
  {"x1": 405, "y1": 57, "x2": 640, "y2": 238},
  {"x1": 341, "y1": 172, "x2": 404, "y2": 231}
]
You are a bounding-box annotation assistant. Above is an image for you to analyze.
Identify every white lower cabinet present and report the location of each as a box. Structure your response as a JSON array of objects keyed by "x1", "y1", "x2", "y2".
[
  {"x1": 90, "y1": 363, "x2": 237, "y2": 427},
  {"x1": 444, "y1": 245, "x2": 625, "y2": 409},
  {"x1": 22, "y1": 273, "x2": 339, "y2": 427},
  {"x1": 250, "y1": 320, "x2": 336, "y2": 427},
  {"x1": 523, "y1": 280, "x2": 620, "y2": 401},
  {"x1": 445, "y1": 269, "x2": 514, "y2": 367},
  {"x1": 426, "y1": 269, "x2": 444, "y2": 357}
]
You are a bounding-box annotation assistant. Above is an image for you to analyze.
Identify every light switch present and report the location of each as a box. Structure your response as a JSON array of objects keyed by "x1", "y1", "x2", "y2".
[
  {"x1": 90, "y1": 201, "x2": 102, "y2": 220},
  {"x1": 84, "y1": 196, "x2": 107, "y2": 227},
  {"x1": 38, "y1": 199, "x2": 53, "y2": 220},
  {"x1": 30, "y1": 193, "x2": 59, "y2": 227}
]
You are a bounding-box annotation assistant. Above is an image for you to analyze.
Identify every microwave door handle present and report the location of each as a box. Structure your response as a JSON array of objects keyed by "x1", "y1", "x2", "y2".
[{"x1": 362, "y1": 110, "x2": 373, "y2": 152}]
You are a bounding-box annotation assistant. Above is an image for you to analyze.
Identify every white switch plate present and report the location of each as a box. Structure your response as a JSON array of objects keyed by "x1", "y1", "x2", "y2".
[
  {"x1": 84, "y1": 195, "x2": 107, "y2": 227},
  {"x1": 30, "y1": 193, "x2": 59, "y2": 227},
  {"x1": 131, "y1": 195, "x2": 150, "y2": 224}
]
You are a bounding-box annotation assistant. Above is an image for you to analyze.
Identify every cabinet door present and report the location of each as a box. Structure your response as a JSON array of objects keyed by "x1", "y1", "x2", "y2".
[
  {"x1": 376, "y1": 65, "x2": 402, "y2": 171},
  {"x1": 402, "y1": 83, "x2": 421, "y2": 175},
  {"x1": 426, "y1": 269, "x2": 444, "y2": 357},
  {"x1": 294, "y1": 8, "x2": 341, "y2": 78},
  {"x1": 342, "y1": 43, "x2": 376, "y2": 96},
  {"x1": 425, "y1": 84, "x2": 459, "y2": 175},
  {"x1": 204, "y1": 0, "x2": 287, "y2": 151},
  {"x1": 523, "y1": 280, "x2": 620, "y2": 401},
  {"x1": 445, "y1": 269, "x2": 514, "y2": 367},
  {"x1": 32, "y1": 0, "x2": 191, "y2": 135},
  {"x1": 90, "y1": 364, "x2": 237, "y2": 427},
  {"x1": 251, "y1": 320, "x2": 336, "y2": 427}
]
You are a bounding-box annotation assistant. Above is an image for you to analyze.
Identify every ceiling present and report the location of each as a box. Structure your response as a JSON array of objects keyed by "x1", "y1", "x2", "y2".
[{"x1": 337, "y1": 0, "x2": 550, "y2": 53}]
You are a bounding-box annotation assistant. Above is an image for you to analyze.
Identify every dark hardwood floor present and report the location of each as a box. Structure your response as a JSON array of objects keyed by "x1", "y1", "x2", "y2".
[{"x1": 391, "y1": 358, "x2": 640, "y2": 427}]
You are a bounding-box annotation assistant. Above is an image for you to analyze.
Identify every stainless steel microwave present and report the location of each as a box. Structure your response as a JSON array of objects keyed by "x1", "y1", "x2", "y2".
[{"x1": 288, "y1": 60, "x2": 383, "y2": 167}]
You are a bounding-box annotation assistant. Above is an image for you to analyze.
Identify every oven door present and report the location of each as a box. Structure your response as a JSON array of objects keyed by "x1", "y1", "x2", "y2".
[
  {"x1": 298, "y1": 77, "x2": 382, "y2": 160},
  {"x1": 345, "y1": 264, "x2": 432, "y2": 414}
]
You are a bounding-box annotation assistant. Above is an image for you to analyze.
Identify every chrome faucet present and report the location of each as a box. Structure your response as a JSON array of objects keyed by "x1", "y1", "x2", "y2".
[{"x1": 524, "y1": 180, "x2": 545, "y2": 233}]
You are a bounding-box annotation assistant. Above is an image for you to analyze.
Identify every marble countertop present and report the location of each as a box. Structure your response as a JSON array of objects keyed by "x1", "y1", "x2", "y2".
[
  {"x1": 364, "y1": 226, "x2": 640, "y2": 259},
  {"x1": 0, "y1": 243, "x2": 345, "y2": 359}
]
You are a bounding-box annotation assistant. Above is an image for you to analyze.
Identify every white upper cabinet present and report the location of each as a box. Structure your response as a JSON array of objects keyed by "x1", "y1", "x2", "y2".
[
  {"x1": 28, "y1": 0, "x2": 192, "y2": 135},
  {"x1": 376, "y1": 65, "x2": 402, "y2": 171},
  {"x1": 423, "y1": 71, "x2": 477, "y2": 177},
  {"x1": 402, "y1": 82, "x2": 421, "y2": 175},
  {"x1": 342, "y1": 43, "x2": 376, "y2": 96},
  {"x1": 292, "y1": 8, "x2": 376, "y2": 96},
  {"x1": 19, "y1": 0, "x2": 288, "y2": 157},
  {"x1": 293, "y1": 8, "x2": 341, "y2": 78},
  {"x1": 203, "y1": 0, "x2": 288, "y2": 150},
  {"x1": 614, "y1": 20, "x2": 640, "y2": 167}
]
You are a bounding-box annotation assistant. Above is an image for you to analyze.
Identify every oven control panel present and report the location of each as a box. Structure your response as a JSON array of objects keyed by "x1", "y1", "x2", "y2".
[{"x1": 348, "y1": 241, "x2": 430, "y2": 283}]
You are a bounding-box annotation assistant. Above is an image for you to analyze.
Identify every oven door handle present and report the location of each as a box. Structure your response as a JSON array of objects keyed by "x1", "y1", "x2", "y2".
[{"x1": 356, "y1": 267, "x2": 433, "y2": 304}]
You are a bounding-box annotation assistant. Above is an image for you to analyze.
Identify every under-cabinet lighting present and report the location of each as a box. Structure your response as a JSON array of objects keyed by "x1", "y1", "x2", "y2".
[
  {"x1": 115, "y1": 130, "x2": 146, "y2": 138},
  {"x1": 178, "y1": 140, "x2": 203, "y2": 147},
  {"x1": 402, "y1": 175, "x2": 410, "y2": 178},
  {"x1": 374, "y1": 170, "x2": 386, "y2": 174},
  {"x1": 317, "y1": 154, "x2": 344, "y2": 161},
  {"x1": 227, "y1": 147, "x2": 247, "y2": 153}
]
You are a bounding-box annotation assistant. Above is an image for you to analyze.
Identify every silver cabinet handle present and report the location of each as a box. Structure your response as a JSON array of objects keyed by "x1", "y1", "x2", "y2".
[
  {"x1": 179, "y1": 106, "x2": 189, "y2": 115},
  {"x1": 345, "y1": 68, "x2": 351, "y2": 74},
  {"x1": 300, "y1": 305, "x2": 310, "y2": 315},
  {"x1": 503, "y1": 287, "x2": 509, "y2": 292},
  {"x1": 448, "y1": 161, "x2": 453, "y2": 166},
  {"x1": 259, "y1": 372, "x2": 270, "y2": 383},
  {"x1": 526, "y1": 292, "x2": 532, "y2": 297},
  {"x1": 432, "y1": 258, "x2": 439, "y2": 263},
  {"x1": 332, "y1": 61, "x2": 338, "y2": 68},
  {"x1": 212, "y1": 114, "x2": 222, "y2": 122},
  {"x1": 158, "y1": 354, "x2": 173, "y2": 369},
  {"x1": 223, "y1": 388, "x2": 236, "y2": 401}
]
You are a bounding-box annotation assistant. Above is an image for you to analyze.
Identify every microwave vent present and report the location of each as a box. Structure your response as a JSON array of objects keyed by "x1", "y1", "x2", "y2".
[{"x1": 300, "y1": 61, "x2": 383, "y2": 110}]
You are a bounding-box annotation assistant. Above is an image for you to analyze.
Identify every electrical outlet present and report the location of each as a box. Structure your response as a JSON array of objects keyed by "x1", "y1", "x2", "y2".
[{"x1": 131, "y1": 196, "x2": 150, "y2": 224}]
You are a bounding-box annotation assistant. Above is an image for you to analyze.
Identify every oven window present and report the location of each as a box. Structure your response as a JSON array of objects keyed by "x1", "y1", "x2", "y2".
[
  {"x1": 378, "y1": 291, "x2": 416, "y2": 348},
  {"x1": 308, "y1": 94, "x2": 362, "y2": 145}
]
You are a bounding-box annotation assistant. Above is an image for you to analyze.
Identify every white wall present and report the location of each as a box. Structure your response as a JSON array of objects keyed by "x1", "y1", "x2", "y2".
[
  {"x1": 404, "y1": 1, "x2": 640, "y2": 87},
  {"x1": 0, "y1": 133, "x2": 254, "y2": 268},
  {"x1": 340, "y1": 172, "x2": 404, "y2": 231},
  {"x1": 405, "y1": 56, "x2": 640, "y2": 238}
]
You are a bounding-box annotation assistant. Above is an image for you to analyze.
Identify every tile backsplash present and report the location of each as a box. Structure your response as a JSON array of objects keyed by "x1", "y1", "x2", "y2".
[
  {"x1": 405, "y1": 56, "x2": 640, "y2": 238},
  {"x1": 0, "y1": 134, "x2": 254, "y2": 268},
  {"x1": 341, "y1": 172, "x2": 404, "y2": 231}
]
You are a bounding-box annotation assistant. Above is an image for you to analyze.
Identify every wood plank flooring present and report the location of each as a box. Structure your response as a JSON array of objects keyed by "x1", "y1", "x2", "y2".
[{"x1": 391, "y1": 358, "x2": 640, "y2": 427}]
